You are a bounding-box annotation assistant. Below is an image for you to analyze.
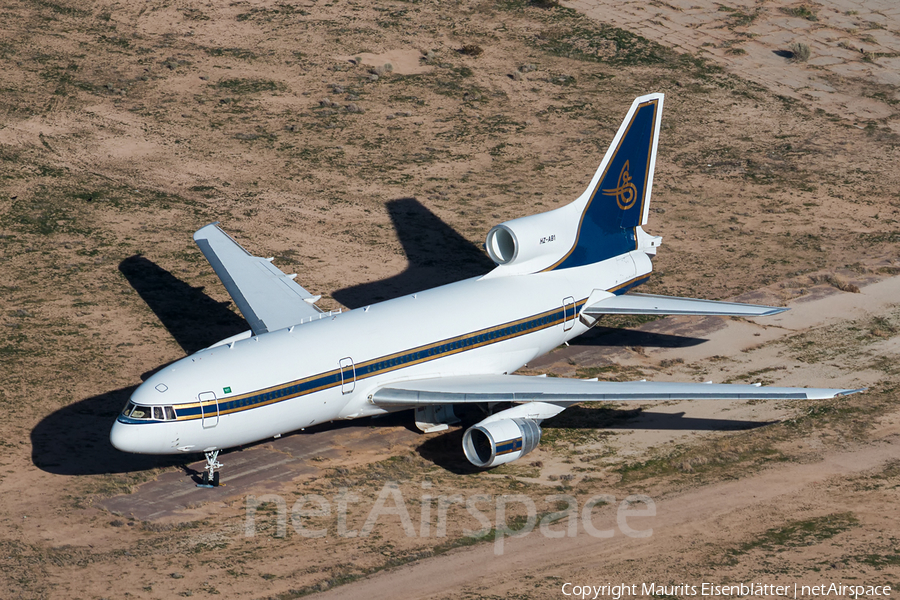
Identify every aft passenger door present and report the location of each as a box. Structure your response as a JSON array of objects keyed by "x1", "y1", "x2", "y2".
[
  {"x1": 339, "y1": 357, "x2": 356, "y2": 394},
  {"x1": 199, "y1": 391, "x2": 219, "y2": 428},
  {"x1": 562, "y1": 296, "x2": 576, "y2": 331}
]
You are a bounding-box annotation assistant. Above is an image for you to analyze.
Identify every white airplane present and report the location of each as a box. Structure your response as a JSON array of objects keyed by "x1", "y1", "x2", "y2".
[{"x1": 110, "y1": 93, "x2": 859, "y2": 486}]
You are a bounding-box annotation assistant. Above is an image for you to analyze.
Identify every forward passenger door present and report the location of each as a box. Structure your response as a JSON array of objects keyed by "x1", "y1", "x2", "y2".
[{"x1": 339, "y1": 357, "x2": 356, "y2": 394}]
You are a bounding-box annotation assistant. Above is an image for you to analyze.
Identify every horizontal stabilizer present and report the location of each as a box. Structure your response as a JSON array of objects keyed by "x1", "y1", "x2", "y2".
[
  {"x1": 583, "y1": 293, "x2": 787, "y2": 317},
  {"x1": 371, "y1": 374, "x2": 861, "y2": 408},
  {"x1": 193, "y1": 223, "x2": 322, "y2": 335}
]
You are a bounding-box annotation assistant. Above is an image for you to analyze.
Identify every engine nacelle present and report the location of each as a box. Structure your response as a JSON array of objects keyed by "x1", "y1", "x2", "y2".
[
  {"x1": 462, "y1": 417, "x2": 542, "y2": 468},
  {"x1": 484, "y1": 204, "x2": 578, "y2": 275}
]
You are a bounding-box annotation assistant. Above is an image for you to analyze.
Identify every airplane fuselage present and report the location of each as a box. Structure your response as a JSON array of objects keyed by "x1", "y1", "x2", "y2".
[{"x1": 110, "y1": 251, "x2": 652, "y2": 455}]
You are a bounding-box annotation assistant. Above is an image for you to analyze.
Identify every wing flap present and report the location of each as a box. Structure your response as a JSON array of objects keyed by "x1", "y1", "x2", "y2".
[
  {"x1": 194, "y1": 223, "x2": 322, "y2": 335},
  {"x1": 372, "y1": 374, "x2": 861, "y2": 407},
  {"x1": 583, "y1": 292, "x2": 787, "y2": 317}
]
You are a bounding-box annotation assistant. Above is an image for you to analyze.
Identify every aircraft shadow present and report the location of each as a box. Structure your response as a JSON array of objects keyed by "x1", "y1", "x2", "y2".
[
  {"x1": 415, "y1": 427, "x2": 481, "y2": 474},
  {"x1": 31, "y1": 258, "x2": 251, "y2": 475},
  {"x1": 31, "y1": 385, "x2": 193, "y2": 475},
  {"x1": 332, "y1": 197, "x2": 496, "y2": 308},
  {"x1": 570, "y1": 326, "x2": 707, "y2": 349},
  {"x1": 542, "y1": 404, "x2": 774, "y2": 431},
  {"x1": 119, "y1": 255, "x2": 249, "y2": 355}
]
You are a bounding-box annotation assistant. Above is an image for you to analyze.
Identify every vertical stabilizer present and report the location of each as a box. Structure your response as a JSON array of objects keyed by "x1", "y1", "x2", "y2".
[{"x1": 545, "y1": 93, "x2": 663, "y2": 271}]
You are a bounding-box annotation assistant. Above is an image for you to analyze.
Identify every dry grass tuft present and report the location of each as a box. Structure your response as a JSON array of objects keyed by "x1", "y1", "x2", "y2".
[{"x1": 659, "y1": 357, "x2": 685, "y2": 368}]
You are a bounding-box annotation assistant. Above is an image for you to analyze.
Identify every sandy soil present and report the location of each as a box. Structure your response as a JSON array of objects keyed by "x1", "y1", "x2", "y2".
[{"x1": 1, "y1": 0, "x2": 899, "y2": 598}]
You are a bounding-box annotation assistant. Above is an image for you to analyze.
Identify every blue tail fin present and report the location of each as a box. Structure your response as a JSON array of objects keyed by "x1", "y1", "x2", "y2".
[{"x1": 546, "y1": 93, "x2": 663, "y2": 271}]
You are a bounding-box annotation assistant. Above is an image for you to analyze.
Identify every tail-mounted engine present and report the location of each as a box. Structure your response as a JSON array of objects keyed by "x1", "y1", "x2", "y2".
[
  {"x1": 462, "y1": 416, "x2": 542, "y2": 468},
  {"x1": 484, "y1": 205, "x2": 579, "y2": 276},
  {"x1": 484, "y1": 94, "x2": 665, "y2": 276}
]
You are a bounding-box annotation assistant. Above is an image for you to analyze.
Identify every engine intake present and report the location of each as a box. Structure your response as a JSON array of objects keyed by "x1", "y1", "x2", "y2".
[
  {"x1": 462, "y1": 417, "x2": 542, "y2": 468},
  {"x1": 485, "y1": 225, "x2": 518, "y2": 265},
  {"x1": 483, "y1": 204, "x2": 576, "y2": 274}
]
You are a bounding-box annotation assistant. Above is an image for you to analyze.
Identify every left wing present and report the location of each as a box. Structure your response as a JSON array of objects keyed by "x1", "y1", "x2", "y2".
[
  {"x1": 193, "y1": 223, "x2": 323, "y2": 335},
  {"x1": 372, "y1": 374, "x2": 862, "y2": 416}
]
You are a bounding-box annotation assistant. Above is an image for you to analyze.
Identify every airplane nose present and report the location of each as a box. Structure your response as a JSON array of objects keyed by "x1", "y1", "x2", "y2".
[{"x1": 110, "y1": 421, "x2": 132, "y2": 452}]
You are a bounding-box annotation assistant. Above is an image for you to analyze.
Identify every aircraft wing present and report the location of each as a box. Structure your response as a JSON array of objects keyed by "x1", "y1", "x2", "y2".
[
  {"x1": 372, "y1": 374, "x2": 861, "y2": 416},
  {"x1": 583, "y1": 292, "x2": 787, "y2": 317},
  {"x1": 193, "y1": 223, "x2": 322, "y2": 335}
]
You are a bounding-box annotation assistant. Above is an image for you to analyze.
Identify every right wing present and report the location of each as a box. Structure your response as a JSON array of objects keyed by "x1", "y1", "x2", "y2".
[
  {"x1": 193, "y1": 223, "x2": 322, "y2": 335},
  {"x1": 371, "y1": 374, "x2": 861, "y2": 412},
  {"x1": 582, "y1": 292, "x2": 787, "y2": 317}
]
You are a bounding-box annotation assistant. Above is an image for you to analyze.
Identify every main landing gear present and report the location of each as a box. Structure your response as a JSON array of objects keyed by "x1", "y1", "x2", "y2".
[{"x1": 197, "y1": 450, "x2": 223, "y2": 488}]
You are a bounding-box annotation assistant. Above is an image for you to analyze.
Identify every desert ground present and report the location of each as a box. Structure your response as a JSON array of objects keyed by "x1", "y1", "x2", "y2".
[{"x1": 1, "y1": 0, "x2": 899, "y2": 598}]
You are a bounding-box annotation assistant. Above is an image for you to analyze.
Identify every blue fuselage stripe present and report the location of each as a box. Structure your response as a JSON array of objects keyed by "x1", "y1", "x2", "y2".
[{"x1": 118, "y1": 295, "x2": 596, "y2": 424}]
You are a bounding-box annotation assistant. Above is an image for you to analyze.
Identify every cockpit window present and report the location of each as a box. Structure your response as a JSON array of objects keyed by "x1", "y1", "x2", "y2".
[
  {"x1": 129, "y1": 405, "x2": 150, "y2": 419},
  {"x1": 122, "y1": 403, "x2": 177, "y2": 421}
]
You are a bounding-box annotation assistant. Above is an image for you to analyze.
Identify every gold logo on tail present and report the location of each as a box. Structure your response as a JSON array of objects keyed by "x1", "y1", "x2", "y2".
[{"x1": 601, "y1": 160, "x2": 638, "y2": 210}]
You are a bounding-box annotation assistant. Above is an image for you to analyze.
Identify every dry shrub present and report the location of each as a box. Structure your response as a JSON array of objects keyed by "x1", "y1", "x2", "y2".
[
  {"x1": 459, "y1": 44, "x2": 484, "y2": 57},
  {"x1": 789, "y1": 42, "x2": 811, "y2": 62}
]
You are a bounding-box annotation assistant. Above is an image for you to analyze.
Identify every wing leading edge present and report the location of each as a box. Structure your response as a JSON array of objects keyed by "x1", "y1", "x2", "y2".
[
  {"x1": 372, "y1": 374, "x2": 862, "y2": 408},
  {"x1": 193, "y1": 223, "x2": 322, "y2": 335}
]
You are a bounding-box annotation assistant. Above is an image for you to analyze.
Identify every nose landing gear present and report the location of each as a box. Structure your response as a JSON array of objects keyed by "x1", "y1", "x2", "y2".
[{"x1": 197, "y1": 450, "x2": 223, "y2": 488}]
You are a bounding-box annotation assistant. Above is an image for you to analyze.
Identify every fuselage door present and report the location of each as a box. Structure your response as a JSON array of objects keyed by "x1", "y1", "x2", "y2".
[
  {"x1": 562, "y1": 296, "x2": 576, "y2": 331},
  {"x1": 339, "y1": 357, "x2": 356, "y2": 395},
  {"x1": 199, "y1": 391, "x2": 219, "y2": 428}
]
